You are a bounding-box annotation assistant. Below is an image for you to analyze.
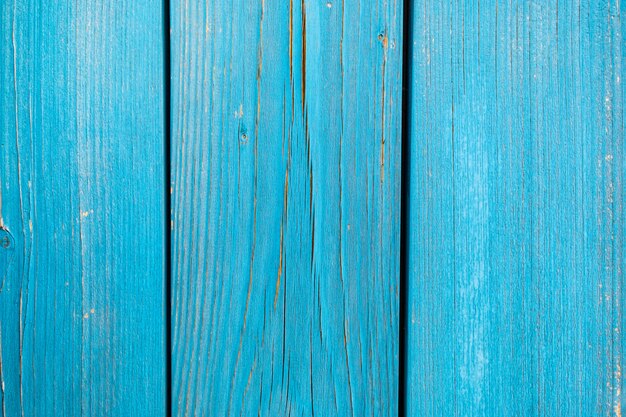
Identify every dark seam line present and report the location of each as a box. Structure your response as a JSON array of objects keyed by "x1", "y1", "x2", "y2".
[
  {"x1": 163, "y1": 0, "x2": 172, "y2": 414},
  {"x1": 399, "y1": 0, "x2": 413, "y2": 414}
]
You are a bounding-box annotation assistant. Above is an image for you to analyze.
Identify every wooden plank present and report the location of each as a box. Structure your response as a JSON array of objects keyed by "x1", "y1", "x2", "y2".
[
  {"x1": 0, "y1": 1, "x2": 166, "y2": 415},
  {"x1": 406, "y1": 1, "x2": 624, "y2": 415},
  {"x1": 171, "y1": 0, "x2": 403, "y2": 415}
]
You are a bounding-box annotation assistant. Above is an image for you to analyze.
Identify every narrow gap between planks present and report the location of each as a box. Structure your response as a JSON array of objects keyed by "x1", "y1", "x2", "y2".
[
  {"x1": 399, "y1": 0, "x2": 414, "y2": 413},
  {"x1": 163, "y1": 0, "x2": 173, "y2": 413}
]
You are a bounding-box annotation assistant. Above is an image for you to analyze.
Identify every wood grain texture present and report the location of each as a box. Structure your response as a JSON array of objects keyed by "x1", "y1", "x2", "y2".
[
  {"x1": 406, "y1": 1, "x2": 624, "y2": 415},
  {"x1": 0, "y1": 1, "x2": 166, "y2": 415},
  {"x1": 170, "y1": 0, "x2": 402, "y2": 415}
]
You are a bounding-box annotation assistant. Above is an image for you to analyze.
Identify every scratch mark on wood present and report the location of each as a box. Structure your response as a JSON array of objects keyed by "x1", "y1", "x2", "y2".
[
  {"x1": 380, "y1": 30, "x2": 387, "y2": 184},
  {"x1": 0, "y1": 323, "x2": 5, "y2": 417},
  {"x1": 289, "y1": 0, "x2": 294, "y2": 83},
  {"x1": 274, "y1": 165, "x2": 289, "y2": 310},
  {"x1": 255, "y1": 0, "x2": 264, "y2": 140},
  {"x1": 301, "y1": 0, "x2": 307, "y2": 112}
]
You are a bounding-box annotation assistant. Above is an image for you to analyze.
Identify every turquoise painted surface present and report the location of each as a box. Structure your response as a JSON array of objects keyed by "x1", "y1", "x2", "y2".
[
  {"x1": 3, "y1": 0, "x2": 625, "y2": 415},
  {"x1": 170, "y1": 0, "x2": 403, "y2": 415},
  {"x1": 406, "y1": 1, "x2": 625, "y2": 415},
  {"x1": 0, "y1": 1, "x2": 166, "y2": 415}
]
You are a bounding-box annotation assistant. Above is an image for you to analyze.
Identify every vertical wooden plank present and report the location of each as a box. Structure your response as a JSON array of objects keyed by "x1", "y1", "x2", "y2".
[
  {"x1": 0, "y1": 1, "x2": 166, "y2": 415},
  {"x1": 171, "y1": 0, "x2": 403, "y2": 415},
  {"x1": 407, "y1": 0, "x2": 624, "y2": 415}
]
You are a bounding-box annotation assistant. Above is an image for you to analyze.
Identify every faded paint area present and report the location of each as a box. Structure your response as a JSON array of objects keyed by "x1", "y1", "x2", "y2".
[{"x1": 406, "y1": 1, "x2": 625, "y2": 416}]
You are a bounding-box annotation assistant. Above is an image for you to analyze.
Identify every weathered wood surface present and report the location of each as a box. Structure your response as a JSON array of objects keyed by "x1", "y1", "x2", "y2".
[
  {"x1": 0, "y1": 1, "x2": 166, "y2": 415},
  {"x1": 406, "y1": 1, "x2": 625, "y2": 415},
  {"x1": 170, "y1": 0, "x2": 403, "y2": 415}
]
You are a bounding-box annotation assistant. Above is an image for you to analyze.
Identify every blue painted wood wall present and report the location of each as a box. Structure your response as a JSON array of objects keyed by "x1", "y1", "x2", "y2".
[{"x1": 1, "y1": 0, "x2": 624, "y2": 416}]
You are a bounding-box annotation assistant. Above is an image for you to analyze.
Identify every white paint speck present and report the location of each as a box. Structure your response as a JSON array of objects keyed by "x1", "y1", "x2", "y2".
[{"x1": 234, "y1": 104, "x2": 244, "y2": 119}]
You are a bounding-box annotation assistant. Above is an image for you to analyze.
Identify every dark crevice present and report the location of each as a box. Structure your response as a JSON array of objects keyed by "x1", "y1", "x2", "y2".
[
  {"x1": 163, "y1": 0, "x2": 172, "y2": 414},
  {"x1": 399, "y1": 0, "x2": 413, "y2": 414}
]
